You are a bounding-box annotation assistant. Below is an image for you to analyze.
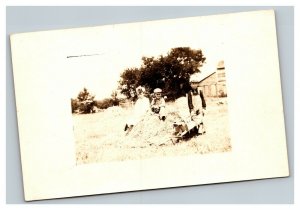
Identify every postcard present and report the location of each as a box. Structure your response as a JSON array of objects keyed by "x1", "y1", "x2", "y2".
[{"x1": 10, "y1": 10, "x2": 289, "y2": 201}]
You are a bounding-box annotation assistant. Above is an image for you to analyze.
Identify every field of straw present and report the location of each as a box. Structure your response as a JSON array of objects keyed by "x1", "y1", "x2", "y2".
[{"x1": 73, "y1": 97, "x2": 231, "y2": 164}]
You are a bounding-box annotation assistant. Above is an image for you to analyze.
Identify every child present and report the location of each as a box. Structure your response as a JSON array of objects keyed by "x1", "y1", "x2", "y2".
[
  {"x1": 188, "y1": 77, "x2": 206, "y2": 135},
  {"x1": 150, "y1": 88, "x2": 166, "y2": 121},
  {"x1": 124, "y1": 86, "x2": 150, "y2": 133},
  {"x1": 173, "y1": 77, "x2": 206, "y2": 138},
  {"x1": 173, "y1": 80, "x2": 193, "y2": 137}
]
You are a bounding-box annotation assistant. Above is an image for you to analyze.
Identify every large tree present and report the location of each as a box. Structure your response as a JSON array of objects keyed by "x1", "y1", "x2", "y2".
[
  {"x1": 119, "y1": 47, "x2": 206, "y2": 100},
  {"x1": 119, "y1": 67, "x2": 141, "y2": 99}
]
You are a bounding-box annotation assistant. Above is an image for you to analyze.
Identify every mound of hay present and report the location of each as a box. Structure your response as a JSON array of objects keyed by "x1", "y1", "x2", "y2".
[{"x1": 126, "y1": 109, "x2": 182, "y2": 146}]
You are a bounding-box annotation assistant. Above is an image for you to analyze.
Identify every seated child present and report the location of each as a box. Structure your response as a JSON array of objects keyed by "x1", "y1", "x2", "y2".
[
  {"x1": 150, "y1": 88, "x2": 166, "y2": 121},
  {"x1": 188, "y1": 77, "x2": 206, "y2": 135},
  {"x1": 124, "y1": 86, "x2": 150, "y2": 133}
]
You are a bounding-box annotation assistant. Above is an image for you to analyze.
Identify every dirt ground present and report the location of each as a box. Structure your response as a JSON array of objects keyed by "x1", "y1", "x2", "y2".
[{"x1": 73, "y1": 97, "x2": 231, "y2": 164}]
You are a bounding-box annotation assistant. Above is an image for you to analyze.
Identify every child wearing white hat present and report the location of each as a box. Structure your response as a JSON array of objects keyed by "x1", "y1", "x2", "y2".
[{"x1": 150, "y1": 88, "x2": 166, "y2": 121}]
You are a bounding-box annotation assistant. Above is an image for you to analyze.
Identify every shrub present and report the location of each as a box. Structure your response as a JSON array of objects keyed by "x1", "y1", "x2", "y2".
[
  {"x1": 219, "y1": 90, "x2": 227, "y2": 98},
  {"x1": 96, "y1": 98, "x2": 119, "y2": 109},
  {"x1": 96, "y1": 98, "x2": 112, "y2": 109},
  {"x1": 71, "y1": 98, "x2": 80, "y2": 113},
  {"x1": 75, "y1": 88, "x2": 96, "y2": 114}
]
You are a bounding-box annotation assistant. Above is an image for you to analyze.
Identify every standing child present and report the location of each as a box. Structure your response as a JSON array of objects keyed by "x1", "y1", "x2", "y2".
[{"x1": 150, "y1": 88, "x2": 166, "y2": 121}]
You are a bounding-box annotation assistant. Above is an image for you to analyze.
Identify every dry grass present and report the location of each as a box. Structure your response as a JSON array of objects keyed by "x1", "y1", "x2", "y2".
[{"x1": 73, "y1": 97, "x2": 231, "y2": 164}]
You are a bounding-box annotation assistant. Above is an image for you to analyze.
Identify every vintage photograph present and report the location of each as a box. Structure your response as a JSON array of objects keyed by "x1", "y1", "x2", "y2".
[
  {"x1": 69, "y1": 18, "x2": 231, "y2": 164},
  {"x1": 10, "y1": 9, "x2": 289, "y2": 201}
]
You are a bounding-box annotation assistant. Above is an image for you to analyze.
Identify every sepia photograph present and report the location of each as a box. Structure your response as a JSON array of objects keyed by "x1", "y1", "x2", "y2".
[
  {"x1": 10, "y1": 9, "x2": 289, "y2": 201},
  {"x1": 65, "y1": 15, "x2": 232, "y2": 164},
  {"x1": 70, "y1": 49, "x2": 231, "y2": 164}
]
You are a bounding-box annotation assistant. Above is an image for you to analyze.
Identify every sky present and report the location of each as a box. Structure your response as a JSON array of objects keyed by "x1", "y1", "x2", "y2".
[
  {"x1": 54, "y1": 15, "x2": 226, "y2": 100},
  {"x1": 15, "y1": 15, "x2": 226, "y2": 100}
]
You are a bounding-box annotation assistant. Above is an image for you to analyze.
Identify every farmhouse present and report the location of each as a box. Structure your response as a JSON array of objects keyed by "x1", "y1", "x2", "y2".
[{"x1": 192, "y1": 60, "x2": 227, "y2": 97}]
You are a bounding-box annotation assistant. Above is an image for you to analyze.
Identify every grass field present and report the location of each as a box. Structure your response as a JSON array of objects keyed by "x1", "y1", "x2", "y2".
[{"x1": 73, "y1": 97, "x2": 231, "y2": 164}]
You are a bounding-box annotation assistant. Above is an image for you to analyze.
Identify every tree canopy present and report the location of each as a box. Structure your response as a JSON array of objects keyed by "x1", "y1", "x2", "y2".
[
  {"x1": 119, "y1": 67, "x2": 141, "y2": 99},
  {"x1": 119, "y1": 47, "x2": 206, "y2": 101}
]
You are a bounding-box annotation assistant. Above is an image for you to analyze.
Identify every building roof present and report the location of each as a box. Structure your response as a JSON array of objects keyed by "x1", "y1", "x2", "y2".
[
  {"x1": 190, "y1": 71, "x2": 215, "y2": 82},
  {"x1": 190, "y1": 60, "x2": 225, "y2": 82}
]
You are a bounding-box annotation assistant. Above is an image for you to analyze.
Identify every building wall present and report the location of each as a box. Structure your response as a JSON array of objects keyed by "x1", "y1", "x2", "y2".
[
  {"x1": 216, "y1": 67, "x2": 227, "y2": 97},
  {"x1": 198, "y1": 67, "x2": 227, "y2": 97},
  {"x1": 198, "y1": 73, "x2": 217, "y2": 97}
]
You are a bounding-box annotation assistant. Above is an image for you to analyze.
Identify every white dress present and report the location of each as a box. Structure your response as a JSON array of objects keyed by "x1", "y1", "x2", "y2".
[
  {"x1": 175, "y1": 96, "x2": 190, "y2": 122},
  {"x1": 128, "y1": 97, "x2": 150, "y2": 126}
]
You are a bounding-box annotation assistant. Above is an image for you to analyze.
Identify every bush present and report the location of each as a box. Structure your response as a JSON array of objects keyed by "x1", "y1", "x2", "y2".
[
  {"x1": 96, "y1": 98, "x2": 120, "y2": 109},
  {"x1": 79, "y1": 100, "x2": 96, "y2": 114},
  {"x1": 219, "y1": 90, "x2": 227, "y2": 98},
  {"x1": 96, "y1": 98, "x2": 112, "y2": 109},
  {"x1": 71, "y1": 98, "x2": 80, "y2": 113},
  {"x1": 73, "y1": 88, "x2": 96, "y2": 114}
]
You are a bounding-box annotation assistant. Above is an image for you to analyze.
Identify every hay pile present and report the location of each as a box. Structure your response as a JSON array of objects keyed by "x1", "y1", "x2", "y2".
[{"x1": 125, "y1": 109, "x2": 182, "y2": 146}]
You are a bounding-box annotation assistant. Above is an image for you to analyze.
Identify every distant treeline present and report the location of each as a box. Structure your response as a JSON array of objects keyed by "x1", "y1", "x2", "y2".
[
  {"x1": 71, "y1": 88, "x2": 122, "y2": 114},
  {"x1": 72, "y1": 47, "x2": 207, "y2": 114}
]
